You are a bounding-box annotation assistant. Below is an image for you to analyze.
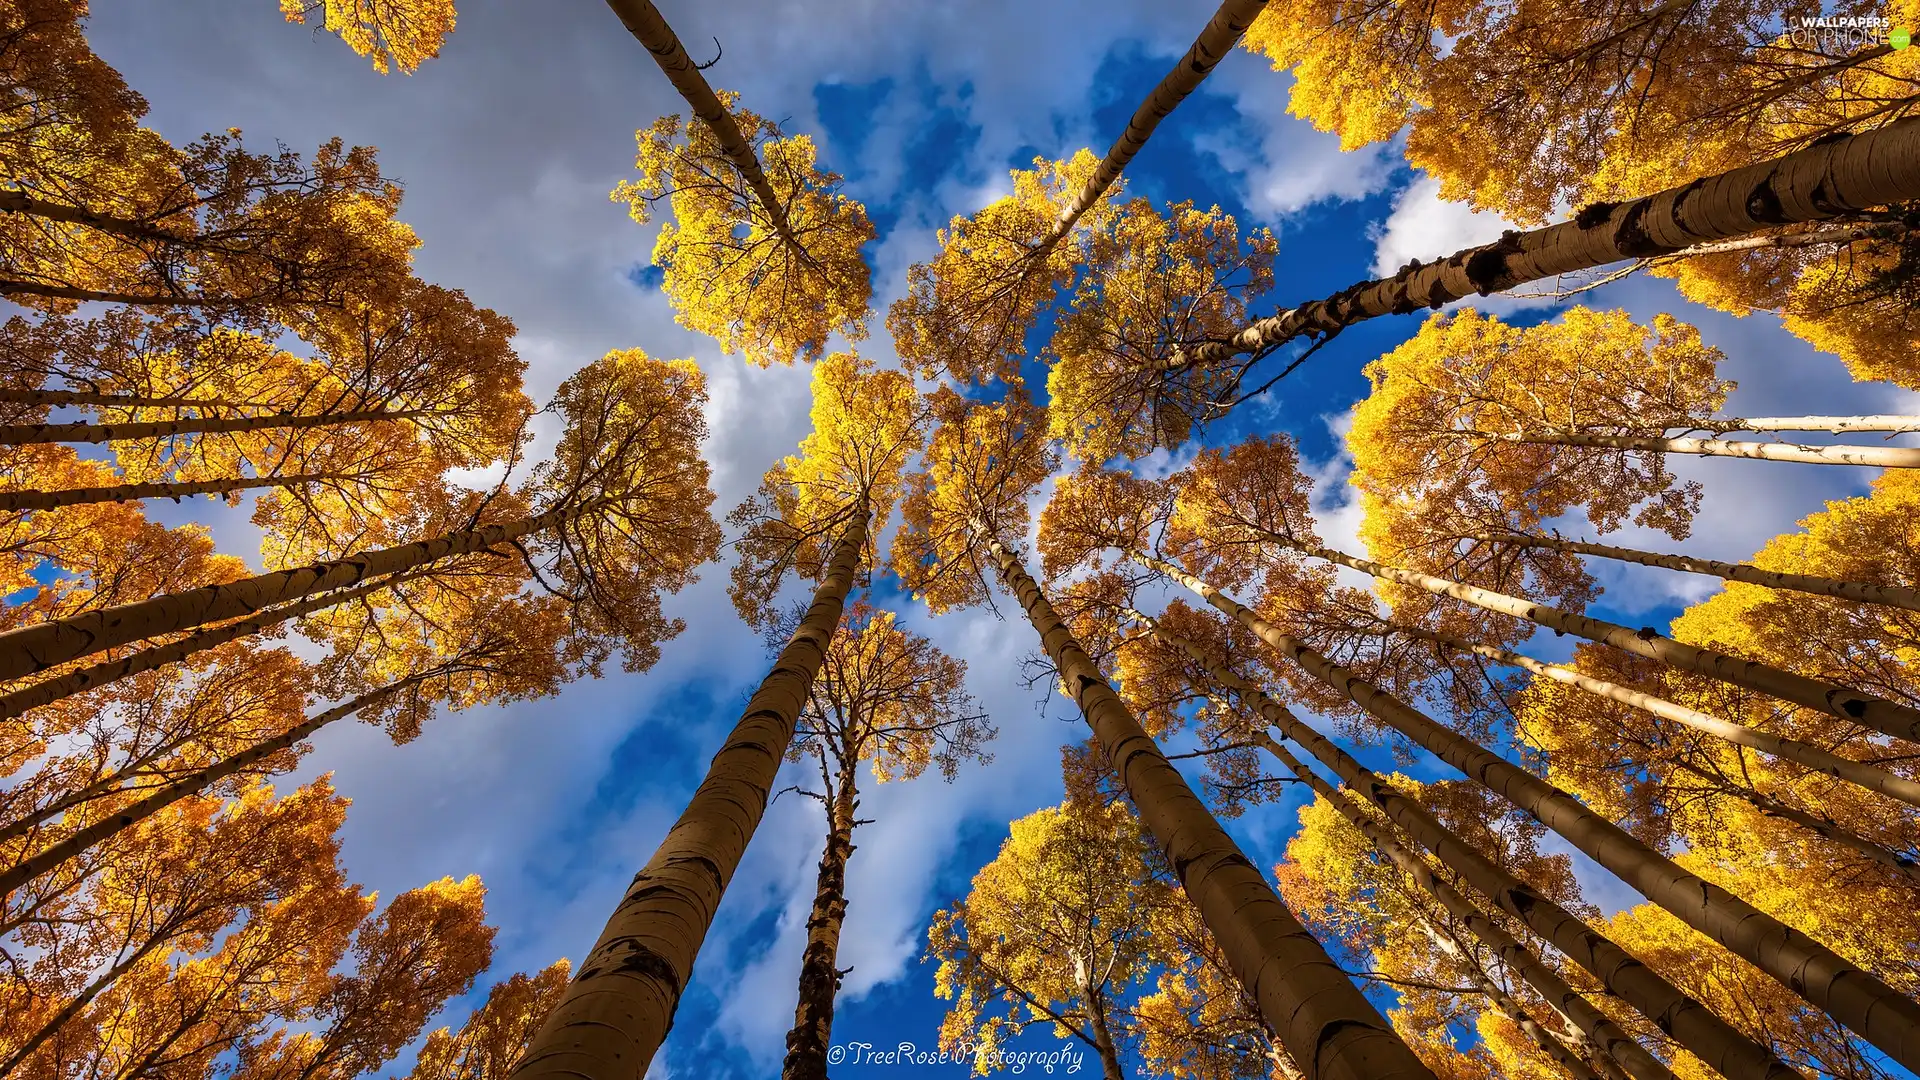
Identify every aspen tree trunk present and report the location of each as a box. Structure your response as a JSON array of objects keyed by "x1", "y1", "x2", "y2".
[
  {"x1": 1474, "y1": 430, "x2": 1920, "y2": 469},
  {"x1": 0, "y1": 407, "x2": 438, "y2": 445},
  {"x1": 0, "y1": 280, "x2": 219, "y2": 307},
  {"x1": 781, "y1": 756, "x2": 859, "y2": 1080},
  {"x1": 1673, "y1": 415, "x2": 1920, "y2": 434},
  {"x1": 1139, "y1": 553, "x2": 1917, "y2": 1075},
  {"x1": 1471, "y1": 532, "x2": 1920, "y2": 613},
  {"x1": 1032, "y1": 0, "x2": 1266, "y2": 259},
  {"x1": 0, "y1": 388, "x2": 244, "y2": 410},
  {"x1": 1174, "y1": 115, "x2": 1920, "y2": 367},
  {"x1": 1080, "y1": 978, "x2": 1127, "y2": 1080},
  {"x1": 979, "y1": 532, "x2": 1437, "y2": 1080},
  {"x1": 0, "y1": 933, "x2": 167, "y2": 1074},
  {"x1": 1293, "y1": 540, "x2": 1920, "y2": 744},
  {"x1": 601, "y1": 0, "x2": 802, "y2": 252},
  {"x1": 0, "y1": 190, "x2": 195, "y2": 246},
  {"x1": 511, "y1": 507, "x2": 869, "y2": 1080},
  {"x1": 1144, "y1": 617, "x2": 1685, "y2": 1080},
  {"x1": 0, "y1": 502, "x2": 594, "y2": 681},
  {"x1": 0, "y1": 572, "x2": 413, "y2": 724},
  {"x1": 0, "y1": 471, "x2": 343, "y2": 512},
  {"x1": 0, "y1": 574, "x2": 419, "y2": 839},
  {"x1": 1398, "y1": 624, "x2": 1920, "y2": 808},
  {"x1": 1421, "y1": 921, "x2": 1611, "y2": 1080},
  {"x1": 0, "y1": 677, "x2": 422, "y2": 896}
]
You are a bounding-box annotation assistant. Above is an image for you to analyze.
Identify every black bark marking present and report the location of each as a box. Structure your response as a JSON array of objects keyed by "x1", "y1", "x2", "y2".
[
  {"x1": 1746, "y1": 175, "x2": 1788, "y2": 225},
  {"x1": 1574, "y1": 201, "x2": 1619, "y2": 228}
]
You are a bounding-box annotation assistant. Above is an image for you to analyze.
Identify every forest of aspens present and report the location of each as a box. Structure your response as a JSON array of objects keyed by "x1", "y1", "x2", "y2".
[{"x1": 9, "y1": 0, "x2": 1920, "y2": 1078}]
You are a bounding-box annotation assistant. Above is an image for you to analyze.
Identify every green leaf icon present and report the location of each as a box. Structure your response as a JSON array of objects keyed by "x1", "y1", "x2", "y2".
[{"x1": 1894, "y1": 26, "x2": 1912, "y2": 49}]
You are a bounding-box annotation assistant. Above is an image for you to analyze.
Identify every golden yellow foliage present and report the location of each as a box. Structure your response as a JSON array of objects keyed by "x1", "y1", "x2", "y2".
[
  {"x1": 280, "y1": 0, "x2": 457, "y2": 74},
  {"x1": 613, "y1": 94, "x2": 873, "y2": 366}
]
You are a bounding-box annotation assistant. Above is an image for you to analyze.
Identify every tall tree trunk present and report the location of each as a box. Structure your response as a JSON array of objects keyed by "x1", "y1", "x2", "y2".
[
  {"x1": 511, "y1": 506, "x2": 869, "y2": 1080},
  {"x1": 0, "y1": 677, "x2": 422, "y2": 896},
  {"x1": 1469, "y1": 430, "x2": 1920, "y2": 469},
  {"x1": 0, "y1": 406, "x2": 438, "y2": 446},
  {"x1": 1671, "y1": 415, "x2": 1920, "y2": 434},
  {"x1": 1468, "y1": 532, "x2": 1920, "y2": 613},
  {"x1": 0, "y1": 502, "x2": 592, "y2": 681},
  {"x1": 600, "y1": 0, "x2": 802, "y2": 252},
  {"x1": 1420, "y1": 921, "x2": 1612, "y2": 1080},
  {"x1": 1397, "y1": 624, "x2": 1920, "y2": 808},
  {"x1": 1172, "y1": 116, "x2": 1920, "y2": 368},
  {"x1": 0, "y1": 571, "x2": 414, "y2": 724},
  {"x1": 0, "y1": 279, "x2": 220, "y2": 307},
  {"x1": 1140, "y1": 552, "x2": 1918, "y2": 1075},
  {"x1": 1145, "y1": 615, "x2": 1687, "y2": 1080},
  {"x1": 1294, "y1": 539, "x2": 1920, "y2": 744},
  {"x1": 980, "y1": 531, "x2": 1437, "y2": 1080},
  {"x1": 0, "y1": 471, "x2": 344, "y2": 512},
  {"x1": 0, "y1": 189, "x2": 197, "y2": 247},
  {"x1": 0, "y1": 388, "x2": 246, "y2": 410},
  {"x1": 1031, "y1": 0, "x2": 1266, "y2": 260},
  {"x1": 1080, "y1": 977, "x2": 1127, "y2": 1080},
  {"x1": 0, "y1": 573, "x2": 420, "y2": 840},
  {"x1": 781, "y1": 756, "x2": 859, "y2": 1080}
]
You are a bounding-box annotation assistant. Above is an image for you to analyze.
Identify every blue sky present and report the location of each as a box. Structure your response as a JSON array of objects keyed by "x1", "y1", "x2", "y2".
[{"x1": 69, "y1": 1, "x2": 1920, "y2": 1077}]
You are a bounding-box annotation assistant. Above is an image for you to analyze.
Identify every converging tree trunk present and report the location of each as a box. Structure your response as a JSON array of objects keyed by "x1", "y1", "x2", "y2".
[
  {"x1": 1031, "y1": 0, "x2": 1266, "y2": 260},
  {"x1": 1289, "y1": 539, "x2": 1920, "y2": 745},
  {"x1": 782, "y1": 758, "x2": 859, "y2": 1080},
  {"x1": 0, "y1": 406, "x2": 440, "y2": 446},
  {"x1": 1142, "y1": 614, "x2": 1699, "y2": 1080},
  {"x1": 1469, "y1": 532, "x2": 1920, "y2": 613},
  {"x1": 1395, "y1": 624, "x2": 1920, "y2": 808},
  {"x1": 1172, "y1": 116, "x2": 1920, "y2": 368},
  {"x1": 511, "y1": 507, "x2": 869, "y2": 1080},
  {"x1": 0, "y1": 471, "x2": 344, "y2": 513},
  {"x1": 980, "y1": 529, "x2": 1438, "y2": 1080},
  {"x1": 0, "y1": 571, "x2": 416, "y2": 724},
  {"x1": 1138, "y1": 551, "x2": 1918, "y2": 1075},
  {"x1": 601, "y1": 0, "x2": 803, "y2": 252},
  {"x1": 0, "y1": 501, "x2": 601, "y2": 682},
  {"x1": 1467, "y1": 429, "x2": 1920, "y2": 469}
]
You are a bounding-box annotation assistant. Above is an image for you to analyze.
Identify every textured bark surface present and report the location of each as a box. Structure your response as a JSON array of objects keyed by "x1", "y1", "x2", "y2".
[
  {"x1": 983, "y1": 535, "x2": 1436, "y2": 1080},
  {"x1": 1145, "y1": 615, "x2": 1683, "y2": 1080},
  {"x1": 1143, "y1": 557, "x2": 1914, "y2": 1074},
  {"x1": 510, "y1": 509, "x2": 868, "y2": 1080},
  {"x1": 1402, "y1": 625, "x2": 1920, "y2": 808},
  {"x1": 0, "y1": 471, "x2": 341, "y2": 512},
  {"x1": 0, "y1": 407, "x2": 435, "y2": 446},
  {"x1": 1422, "y1": 920, "x2": 1610, "y2": 1080},
  {"x1": 1305, "y1": 542, "x2": 1920, "y2": 744},
  {"x1": 1175, "y1": 116, "x2": 1920, "y2": 366},
  {"x1": 0, "y1": 388, "x2": 245, "y2": 410},
  {"x1": 1477, "y1": 532, "x2": 1920, "y2": 613},
  {"x1": 1034, "y1": 0, "x2": 1266, "y2": 257},
  {"x1": 781, "y1": 760, "x2": 858, "y2": 1080},
  {"x1": 0, "y1": 188, "x2": 193, "y2": 246},
  {"x1": 0, "y1": 505, "x2": 581, "y2": 681},
  {"x1": 602, "y1": 0, "x2": 801, "y2": 251},
  {"x1": 0, "y1": 680, "x2": 409, "y2": 897},
  {"x1": 0, "y1": 573, "x2": 411, "y2": 723},
  {"x1": 1677, "y1": 415, "x2": 1920, "y2": 434},
  {"x1": 1482, "y1": 430, "x2": 1920, "y2": 469}
]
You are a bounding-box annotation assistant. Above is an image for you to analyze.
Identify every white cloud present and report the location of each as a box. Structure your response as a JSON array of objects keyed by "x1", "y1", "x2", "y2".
[
  {"x1": 1369, "y1": 175, "x2": 1518, "y2": 279},
  {"x1": 1196, "y1": 63, "x2": 1398, "y2": 218}
]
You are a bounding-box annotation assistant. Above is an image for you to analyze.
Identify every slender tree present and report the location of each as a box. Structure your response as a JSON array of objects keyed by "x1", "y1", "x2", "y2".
[
  {"x1": 892, "y1": 394, "x2": 1440, "y2": 1080},
  {"x1": 780, "y1": 603, "x2": 995, "y2": 1080},
  {"x1": 512, "y1": 349, "x2": 922, "y2": 1080}
]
